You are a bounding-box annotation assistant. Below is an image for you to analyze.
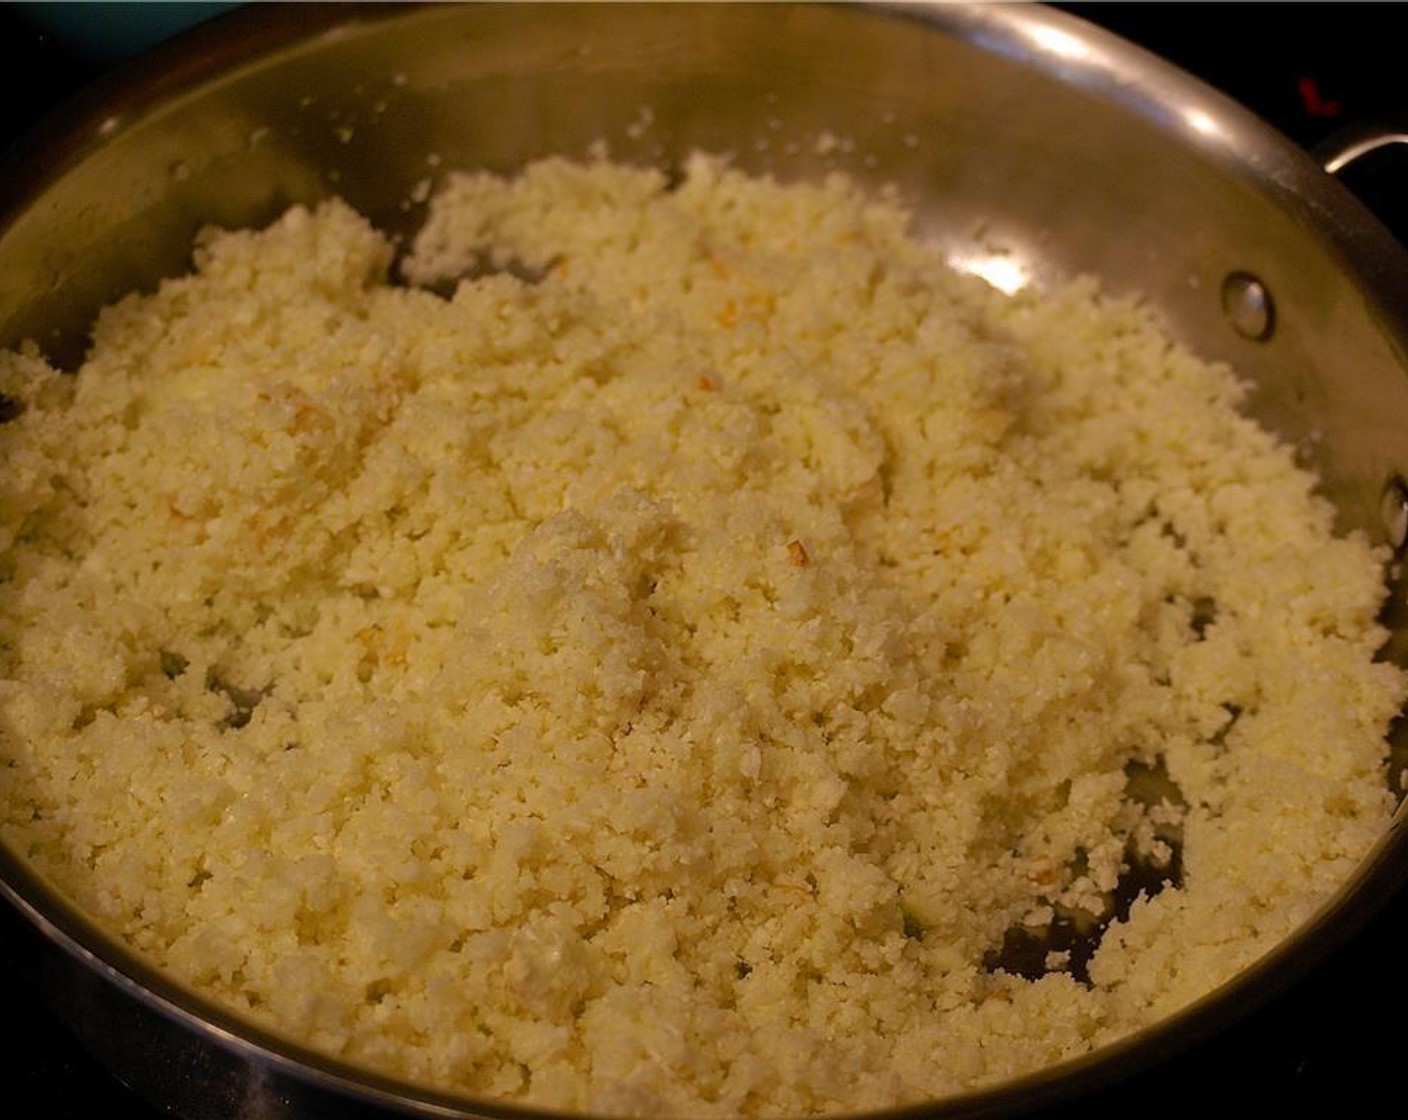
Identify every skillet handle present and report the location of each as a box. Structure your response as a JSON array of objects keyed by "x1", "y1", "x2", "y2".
[{"x1": 1314, "y1": 121, "x2": 1408, "y2": 175}]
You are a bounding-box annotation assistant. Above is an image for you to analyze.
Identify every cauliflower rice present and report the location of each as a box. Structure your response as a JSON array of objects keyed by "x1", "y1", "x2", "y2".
[{"x1": 0, "y1": 153, "x2": 1403, "y2": 1117}]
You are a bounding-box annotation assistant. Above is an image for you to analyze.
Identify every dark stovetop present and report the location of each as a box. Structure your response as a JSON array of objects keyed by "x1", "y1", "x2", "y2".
[{"x1": 1, "y1": 4, "x2": 1406, "y2": 1118}]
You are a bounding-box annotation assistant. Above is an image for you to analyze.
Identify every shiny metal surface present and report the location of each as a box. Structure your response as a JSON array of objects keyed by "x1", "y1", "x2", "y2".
[
  {"x1": 1220, "y1": 272, "x2": 1275, "y2": 342},
  {"x1": 1316, "y1": 121, "x2": 1408, "y2": 175},
  {"x1": 4, "y1": 3, "x2": 1408, "y2": 1118},
  {"x1": 1381, "y1": 476, "x2": 1408, "y2": 552}
]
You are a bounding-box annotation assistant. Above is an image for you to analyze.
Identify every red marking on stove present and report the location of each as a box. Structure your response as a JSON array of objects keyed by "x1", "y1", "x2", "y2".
[{"x1": 1298, "y1": 75, "x2": 1343, "y2": 118}]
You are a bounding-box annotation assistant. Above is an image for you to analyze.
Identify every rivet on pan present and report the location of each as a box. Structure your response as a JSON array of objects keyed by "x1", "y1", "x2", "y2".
[
  {"x1": 1221, "y1": 272, "x2": 1275, "y2": 341},
  {"x1": 1381, "y1": 475, "x2": 1408, "y2": 551}
]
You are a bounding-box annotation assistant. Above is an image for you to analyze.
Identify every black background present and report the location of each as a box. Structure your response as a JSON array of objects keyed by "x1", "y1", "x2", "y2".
[{"x1": 1, "y1": 3, "x2": 1406, "y2": 1118}]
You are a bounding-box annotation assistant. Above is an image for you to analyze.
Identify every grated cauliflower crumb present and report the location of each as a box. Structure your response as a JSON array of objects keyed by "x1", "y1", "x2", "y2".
[{"x1": 0, "y1": 152, "x2": 1403, "y2": 1117}]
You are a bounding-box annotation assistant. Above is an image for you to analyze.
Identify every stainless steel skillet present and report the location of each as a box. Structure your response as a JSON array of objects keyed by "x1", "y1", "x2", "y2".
[{"x1": 2, "y1": 4, "x2": 1407, "y2": 1117}]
